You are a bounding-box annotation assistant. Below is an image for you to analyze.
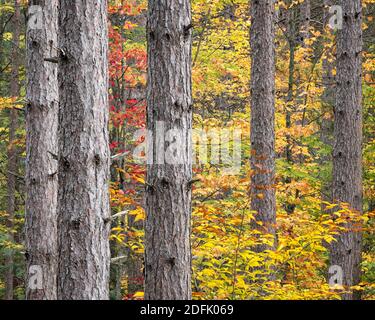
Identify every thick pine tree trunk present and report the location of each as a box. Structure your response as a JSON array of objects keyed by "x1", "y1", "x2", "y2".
[
  {"x1": 145, "y1": 0, "x2": 193, "y2": 300},
  {"x1": 250, "y1": 0, "x2": 276, "y2": 251},
  {"x1": 57, "y1": 0, "x2": 110, "y2": 300},
  {"x1": 25, "y1": 0, "x2": 59, "y2": 300},
  {"x1": 330, "y1": 0, "x2": 363, "y2": 300},
  {"x1": 5, "y1": 0, "x2": 20, "y2": 300}
]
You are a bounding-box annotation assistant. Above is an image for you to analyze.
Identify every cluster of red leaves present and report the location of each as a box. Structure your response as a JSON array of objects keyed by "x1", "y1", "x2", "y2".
[
  {"x1": 108, "y1": 1, "x2": 145, "y2": 16},
  {"x1": 110, "y1": 99, "x2": 146, "y2": 129}
]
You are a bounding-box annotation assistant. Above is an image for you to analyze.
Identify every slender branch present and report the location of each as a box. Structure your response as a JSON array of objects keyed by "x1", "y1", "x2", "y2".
[{"x1": 111, "y1": 210, "x2": 128, "y2": 220}]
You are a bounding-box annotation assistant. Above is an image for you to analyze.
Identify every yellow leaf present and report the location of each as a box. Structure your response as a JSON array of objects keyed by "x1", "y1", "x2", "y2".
[{"x1": 133, "y1": 291, "x2": 144, "y2": 298}]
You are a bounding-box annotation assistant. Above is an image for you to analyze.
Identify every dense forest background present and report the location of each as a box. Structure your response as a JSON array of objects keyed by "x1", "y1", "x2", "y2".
[{"x1": 0, "y1": 0, "x2": 374, "y2": 300}]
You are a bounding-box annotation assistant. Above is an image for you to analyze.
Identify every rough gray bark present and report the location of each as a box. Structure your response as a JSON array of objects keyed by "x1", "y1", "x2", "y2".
[
  {"x1": 330, "y1": 0, "x2": 363, "y2": 300},
  {"x1": 57, "y1": 0, "x2": 110, "y2": 300},
  {"x1": 145, "y1": 0, "x2": 193, "y2": 300},
  {"x1": 5, "y1": 0, "x2": 20, "y2": 300},
  {"x1": 25, "y1": 0, "x2": 59, "y2": 300},
  {"x1": 250, "y1": 0, "x2": 276, "y2": 250}
]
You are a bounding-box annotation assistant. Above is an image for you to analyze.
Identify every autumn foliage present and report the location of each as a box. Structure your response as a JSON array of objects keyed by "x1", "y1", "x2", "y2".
[{"x1": 0, "y1": 0, "x2": 374, "y2": 300}]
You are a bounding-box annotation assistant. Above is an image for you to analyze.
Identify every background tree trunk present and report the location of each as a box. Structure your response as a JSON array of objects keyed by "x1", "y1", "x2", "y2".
[
  {"x1": 283, "y1": 3, "x2": 297, "y2": 215},
  {"x1": 320, "y1": 0, "x2": 334, "y2": 211},
  {"x1": 25, "y1": 0, "x2": 58, "y2": 300},
  {"x1": 330, "y1": 0, "x2": 363, "y2": 300},
  {"x1": 300, "y1": 0, "x2": 311, "y2": 45},
  {"x1": 57, "y1": 0, "x2": 110, "y2": 300},
  {"x1": 5, "y1": 0, "x2": 20, "y2": 300},
  {"x1": 145, "y1": 0, "x2": 193, "y2": 300},
  {"x1": 250, "y1": 0, "x2": 276, "y2": 251}
]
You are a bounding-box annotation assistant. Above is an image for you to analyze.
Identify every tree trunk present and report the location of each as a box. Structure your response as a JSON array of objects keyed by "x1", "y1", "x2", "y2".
[
  {"x1": 0, "y1": 0, "x2": 4, "y2": 77},
  {"x1": 250, "y1": 0, "x2": 276, "y2": 251},
  {"x1": 320, "y1": 0, "x2": 334, "y2": 212},
  {"x1": 5, "y1": 0, "x2": 20, "y2": 300},
  {"x1": 322, "y1": 0, "x2": 335, "y2": 114},
  {"x1": 300, "y1": 0, "x2": 311, "y2": 45},
  {"x1": 145, "y1": 0, "x2": 193, "y2": 300},
  {"x1": 330, "y1": 0, "x2": 363, "y2": 300},
  {"x1": 283, "y1": 4, "x2": 298, "y2": 215},
  {"x1": 25, "y1": 0, "x2": 59, "y2": 300},
  {"x1": 57, "y1": 0, "x2": 110, "y2": 300}
]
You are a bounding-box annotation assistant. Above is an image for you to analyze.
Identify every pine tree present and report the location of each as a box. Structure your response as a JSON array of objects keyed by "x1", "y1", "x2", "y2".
[
  {"x1": 330, "y1": 0, "x2": 363, "y2": 300},
  {"x1": 57, "y1": 0, "x2": 110, "y2": 300},
  {"x1": 145, "y1": 0, "x2": 193, "y2": 300},
  {"x1": 25, "y1": 0, "x2": 59, "y2": 300},
  {"x1": 250, "y1": 0, "x2": 276, "y2": 252},
  {"x1": 5, "y1": 0, "x2": 21, "y2": 300}
]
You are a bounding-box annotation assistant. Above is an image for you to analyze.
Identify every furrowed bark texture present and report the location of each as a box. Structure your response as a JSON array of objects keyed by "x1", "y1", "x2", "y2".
[
  {"x1": 25, "y1": 0, "x2": 58, "y2": 300},
  {"x1": 57, "y1": 0, "x2": 110, "y2": 300},
  {"x1": 5, "y1": 0, "x2": 20, "y2": 300},
  {"x1": 250, "y1": 0, "x2": 276, "y2": 251},
  {"x1": 145, "y1": 0, "x2": 193, "y2": 300},
  {"x1": 330, "y1": 0, "x2": 363, "y2": 300}
]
